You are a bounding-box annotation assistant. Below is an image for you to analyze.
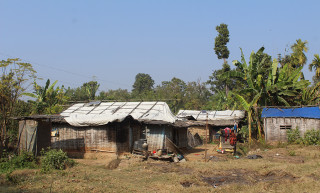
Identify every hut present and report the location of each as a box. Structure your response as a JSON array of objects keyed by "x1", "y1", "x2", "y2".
[
  {"x1": 17, "y1": 101, "x2": 188, "y2": 157},
  {"x1": 176, "y1": 110, "x2": 245, "y2": 143},
  {"x1": 262, "y1": 107, "x2": 320, "y2": 142}
]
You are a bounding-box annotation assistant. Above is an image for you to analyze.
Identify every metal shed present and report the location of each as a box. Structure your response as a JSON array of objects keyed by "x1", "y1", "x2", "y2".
[
  {"x1": 176, "y1": 110, "x2": 245, "y2": 142},
  {"x1": 262, "y1": 107, "x2": 320, "y2": 142}
]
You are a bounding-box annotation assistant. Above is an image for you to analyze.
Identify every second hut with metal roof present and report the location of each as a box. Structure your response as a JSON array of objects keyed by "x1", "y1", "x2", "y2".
[{"x1": 176, "y1": 109, "x2": 245, "y2": 145}]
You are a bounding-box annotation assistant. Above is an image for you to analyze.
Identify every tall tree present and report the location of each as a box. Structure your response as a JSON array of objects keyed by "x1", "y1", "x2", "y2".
[
  {"x1": 0, "y1": 58, "x2": 36, "y2": 156},
  {"x1": 214, "y1": 23, "x2": 230, "y2": 96},
  {"x1": 214, "y1": 23, "x2": 230, "y2": 63},
  {"x1": 207, "y1": 63, "x2": 234, "y2": 92},
  {"x1": 132, "y1": 73, "x2": 155, "y2": 97}
]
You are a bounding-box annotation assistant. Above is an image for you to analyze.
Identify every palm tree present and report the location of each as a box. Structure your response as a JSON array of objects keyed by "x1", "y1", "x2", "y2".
[
  {"x1": 298, "y1": 82, "x2": 320, "y2": 105},
  {"x1": 291, "y1": 39, "x2": 308, "y2": 68},
  {"x1": 309, "y1": 54, "x2": 320, "y2": 78}
]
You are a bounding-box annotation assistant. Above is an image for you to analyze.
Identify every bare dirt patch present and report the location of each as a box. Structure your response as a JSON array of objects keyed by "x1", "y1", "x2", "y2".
[{"x1": 201, "y1": 169, "x2": 298, "y2": 187}]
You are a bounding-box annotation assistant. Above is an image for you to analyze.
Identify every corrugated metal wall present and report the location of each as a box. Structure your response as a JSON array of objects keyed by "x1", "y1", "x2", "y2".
[
  {"x1": 145, "y1": 125, "x2": 187, "y2": 151},
  {"x1": 146, "y1": 125, "x2": 166, "y2": 151}
]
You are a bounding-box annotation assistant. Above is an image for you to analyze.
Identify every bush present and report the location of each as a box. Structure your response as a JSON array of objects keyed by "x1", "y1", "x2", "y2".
[
  {"x1": 0, "y1": 151, "x2": 37, "y2": 174},
  {"x1": 303, "y1": 129, "x2": 320, "y2": 145},
  {"x1": 41, "y1": 149, "x2": 74, "y2": 173},
  {"x1": 287, "y1": 128, "x2": 320, "y2": 146},
  {"x1": 287, "y1": 127, "x2": 302, "y2": 144},
  {"x1": 238, "y1": 125, "x2": 248, "y2": 140}
]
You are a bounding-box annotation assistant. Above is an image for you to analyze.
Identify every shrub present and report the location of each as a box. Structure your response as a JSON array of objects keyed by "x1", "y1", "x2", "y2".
[
  {"x1": 41, "y1": 149, "x2": 74, "y2": 173},
  {"x1": 287, "y1": 127, "x2": 320, "y2": 146},
  {"x1": 0, "y1": 151, "x2": 37, "y2": 174},
  {"x1": 238, "y1": 125, "x2": 248, "y2": 140},
  {"x1": 287, "y1": 127, "x2": 302, "y2": 144},
  {"x1": 303, "y1": 129, "x2": 320, "y2": 145}
]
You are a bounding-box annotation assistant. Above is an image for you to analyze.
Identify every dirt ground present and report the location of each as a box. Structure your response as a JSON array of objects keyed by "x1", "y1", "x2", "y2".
[{"x1": 2, "y1": 143, "x2": 320, "y2": 192}]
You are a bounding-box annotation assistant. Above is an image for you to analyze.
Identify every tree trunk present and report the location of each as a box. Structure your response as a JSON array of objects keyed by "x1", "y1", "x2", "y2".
[
  {"x1": 254, "y1": 105, "x2": 262, "y2": 140},
  {"x1": 248, "y1": 111, "x2": 252, "y2": 146},
  {"x1": 0, "y1": 136, "x2": 3, "y2": 158},
  {"x1": 225, "y1": 83, "x2": 228, "y2": 98}
]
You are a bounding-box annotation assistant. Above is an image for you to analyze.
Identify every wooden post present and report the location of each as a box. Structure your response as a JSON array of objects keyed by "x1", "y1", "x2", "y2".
[{"x1": 205, "y1": 112, "x2": 208, "y2": 162}]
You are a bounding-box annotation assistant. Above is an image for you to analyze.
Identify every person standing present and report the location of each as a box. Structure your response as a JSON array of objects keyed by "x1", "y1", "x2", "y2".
[{"x1": 233, "y1": 121, "x2": 238, "y2": 133}]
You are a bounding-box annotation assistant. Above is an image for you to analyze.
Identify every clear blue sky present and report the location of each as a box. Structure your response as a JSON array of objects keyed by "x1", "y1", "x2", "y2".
[{"x1": 1, "y1": 0, "x2": 320, "y2": 92}]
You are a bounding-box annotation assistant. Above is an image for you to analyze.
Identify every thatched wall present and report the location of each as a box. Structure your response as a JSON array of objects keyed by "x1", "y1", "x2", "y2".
[{"x1": 264, "y1": 117, "x2": 320, "y2": 142}]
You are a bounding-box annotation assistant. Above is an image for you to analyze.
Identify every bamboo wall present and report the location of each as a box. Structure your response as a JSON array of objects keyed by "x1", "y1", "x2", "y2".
[
  {"x1": 51, "y1": 120, "x2": 142, "y2": 155},
  {"x1": 264, "y1": 118, "x2": 320, "y2": 142}
]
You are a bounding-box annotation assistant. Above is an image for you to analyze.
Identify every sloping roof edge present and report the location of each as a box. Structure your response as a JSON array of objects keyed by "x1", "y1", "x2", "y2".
[{"x1": 261, "y1": 107, "x2": 320, "y2": 119}]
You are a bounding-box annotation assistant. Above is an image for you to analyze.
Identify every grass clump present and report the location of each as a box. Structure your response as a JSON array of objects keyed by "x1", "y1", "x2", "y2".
[
  {"x1": 0, "y1": 151, "x2": 37, "y2": 174},
  {"x1": 41, "y1": 148, "x2": 75, "y2": 173},
  {"x1": 288, "y1": 150, "x2": 296, "y2": 156}
]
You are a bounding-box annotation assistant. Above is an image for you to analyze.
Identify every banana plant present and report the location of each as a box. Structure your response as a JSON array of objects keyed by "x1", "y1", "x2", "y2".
[
  {"x1": 23, "y1": 79, "x2": 65, "y2": 114},
  {"x1": 221, "y1": 47, "x2": 311, "y2": 142},
  {"x1": 233, "y1": 91, "x2": 261, "y2": 144},
  {"x1": 265, "y1": 59, "x2": 310, "y2": 106},
  {"x1": 24, "y1": 79, "x2": 58, "y2": 102}
]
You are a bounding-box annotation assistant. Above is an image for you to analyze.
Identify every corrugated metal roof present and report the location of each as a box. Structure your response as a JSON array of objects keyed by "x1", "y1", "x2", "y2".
[
  {"x1": 176, "y1": 110, "x2": 245, "y2": 121},
  {"x1": 61, "y1": 101, "x2": 177, "y2": 127},
  {"x1": 261, "y1": 107, "x2": 320, "y2": 119}
]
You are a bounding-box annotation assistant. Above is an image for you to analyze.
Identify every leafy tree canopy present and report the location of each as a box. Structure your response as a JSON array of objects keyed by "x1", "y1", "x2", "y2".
[
  {"x1": 214, "y1": 23, "x2": 230, "y2": 60},
  {"x1": 132, "y1": 73, "x2": 155, "y2": 97}
]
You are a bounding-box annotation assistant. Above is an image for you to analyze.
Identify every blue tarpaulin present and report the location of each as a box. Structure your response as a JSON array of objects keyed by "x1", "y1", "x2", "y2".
[{"x1": 261, "y1": 107, "x2": 320, "y2": 119}]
